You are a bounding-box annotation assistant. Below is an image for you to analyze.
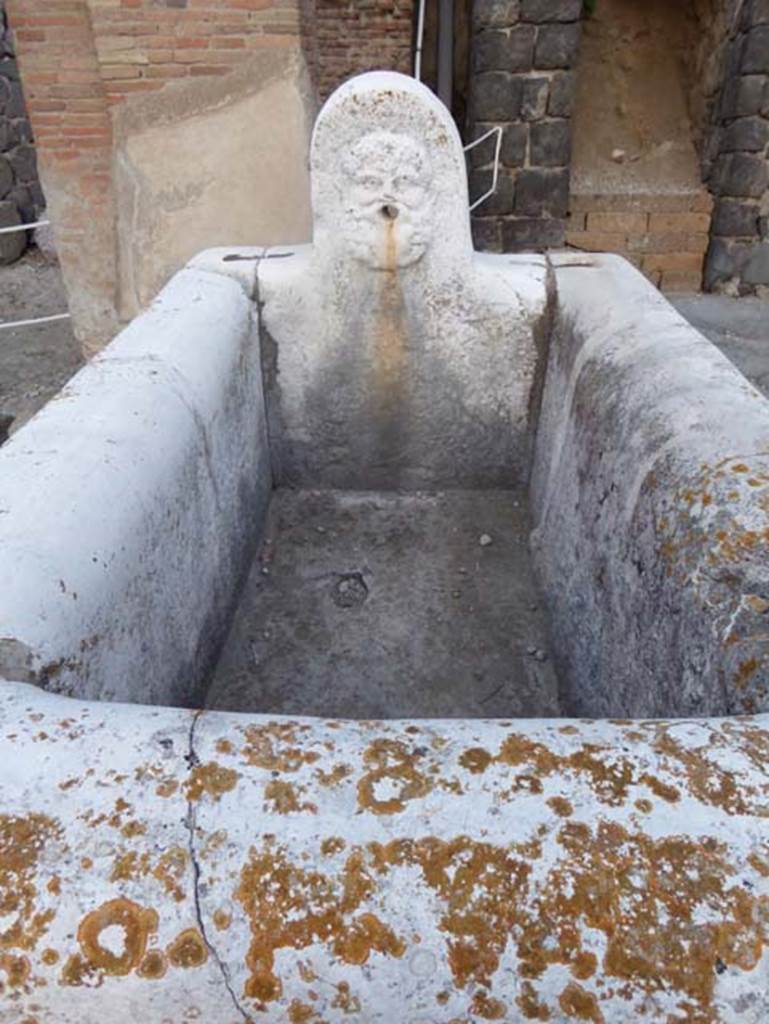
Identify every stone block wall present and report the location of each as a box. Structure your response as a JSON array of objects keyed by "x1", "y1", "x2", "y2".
[
  {"x1": 467, "y1": 0, "x2": 582, "y2": 252},
  {"x1": 705, "y1": 0, "x2": 769, "y2": 295},
  {"x1": 314, "y1": 0, "x2": 415, "y2": 100},
  {"x1": 0, "y1": 0, "x2": 41, "y2": 263}
]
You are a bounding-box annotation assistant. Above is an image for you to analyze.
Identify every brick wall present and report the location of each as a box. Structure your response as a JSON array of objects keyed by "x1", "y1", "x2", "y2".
[
  {"x1": 467, "y1": 0, "x2": 582, "y2": 252},
  {"x1": 6, "y1": 0, "x2": 307, "y2": 350},
  {"x1": 314, "y1": 0, "x2": 414, "y2": 100},
  {"x1": 705, "y1": 0, "x2": 769, "y2": 295},
  {"x1": 0, "y1": 0, "x2": 41, "y2": 262}
]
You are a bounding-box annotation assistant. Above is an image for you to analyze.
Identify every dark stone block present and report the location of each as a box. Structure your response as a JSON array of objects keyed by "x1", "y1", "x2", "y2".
[
  {"x1": 472, "y1": 72, "x2": 523, "y2": 120},
  {"x1": 530, "y1": 119, "x2": 570, "y2": 166},
  {"x1": 0, "y1": 57, "x2": 19, "y2": 82},
  {"x1": 521, "y1": 0, "x2": 581, "y2": 22},
  {"x1": 703, "y1": 237, "x2": 750, "y2": 289},
  {"x1": 521, "y1": 76, "x2": 550, "y2": 119},
  {"x1": 741, "y1": 25, "x2": 769, "y2": 73},
  {"x1": 474, "y1": 26, "x2": 535, "y2": 72},
  {"x1": 719, "y1": 153, "x2": 769, "y2": 197},
  {"x1": 534, "y1": 22, "x2": 581, "y2": 69},
  {"x1": 712, "y1": 198, "x2": 760, "y2": 237},
  {"x1": 0, "y1": 199, "x2": 25, "y2": 264},
  {"x1": 471, "y1": 217, "x2": 503, "y2": 252},
  {"x1": 469, "y1": 167, "x2": 515, "y2": 216},
  {"x1": 502, "y1": 216, "x2": 565, "y2": 250},
  {"x1": 760, "y1": 214, "x2": 769, "y2": 239},
  {"x1": 0, "y1": 154, "x2": 12, "y2": 199},
  {"x1": 745, "y1": 0, "x2": 769, "y2": 26},
  {"x1": 30, "y1": 180, "x2": 45, "y2": 209},
  {"x1": 514, "y1": 167, "x2": 569, "y2": 216},
  {"x1": 500, "y1": 123, "x2": 528, "y2": 166},
  {"x1": 7, "y1": 184, "x2": 34, "y2": 222},
  {"x1": 467, "y1": 123, "x2": 502, "y2": 168},
  {"x1": 473, "y1": 0, "x2": 520, "y2": 30},
  {"x1": 722, "y1": 115, "x2": 769, "y2": 151},
  {"x1": 8, "y1": 144, "x2": 36, "y2": 184},
  {"x1": 743, "y1": 241, "x2": 769, "y2": 284},
  {"x1": 6, "y1": 79, "x2": 25, "y2": 119},
  {"x1": 548, "y1": 71, "x2": 575, "y2": 116},
  {"x1": 729, "y1": 75, "x2": 767, "y2": 116}
]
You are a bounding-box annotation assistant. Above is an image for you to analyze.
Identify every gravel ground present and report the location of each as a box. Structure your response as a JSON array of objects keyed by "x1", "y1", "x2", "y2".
[{"x1": 0, "y1": 247, "x2": 82, "y2": 440}]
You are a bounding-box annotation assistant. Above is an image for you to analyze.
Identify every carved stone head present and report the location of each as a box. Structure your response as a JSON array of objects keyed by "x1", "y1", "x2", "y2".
[{"x1": 310, "y1": 72, "x2": 472, "y2": 273}]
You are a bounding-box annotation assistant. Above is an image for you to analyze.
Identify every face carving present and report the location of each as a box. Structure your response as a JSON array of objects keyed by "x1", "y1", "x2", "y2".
[{"x1": 339, "y1": 131, "x2": 434, "y2": 270}]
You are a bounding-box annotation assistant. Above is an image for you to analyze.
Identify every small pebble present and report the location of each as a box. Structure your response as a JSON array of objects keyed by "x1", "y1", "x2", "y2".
[
  {"x1": 535, "y1": 650, "x2": 548, "y2": 662},
  {"x1": 261, "y1": 567, "x2": 270, "y2": 576},
  {"x1": 526, "y1": 645, "x2": 538, "y2": 655},
  {"x1": 479, "y1": 534, "x2": 493, "y2": 547}
]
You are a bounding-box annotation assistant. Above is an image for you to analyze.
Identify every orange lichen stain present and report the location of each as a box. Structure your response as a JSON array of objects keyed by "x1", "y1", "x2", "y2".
[
  {"x1": 166, "y1": 928, "x2": 208, "y2": 969},
  {"x1": 68, "y1": 899, "x2": 158, "y2": 983},
  {"x1": 213, "y1": 909, "x2": 232, "y2": 932},
  {"x1": 80, "y1": 857, "x2": 93, "y2": 871},
  {"x1": 471, "y1": 991, "x2": 506, "y2": 1019},
  {"x1": 0, "y1": 953, "x2": 30, "y2": 988},
  {"x1": 558, "y1": 981, "x2": 603, "y2": 1021},
  {"x1": 559, "y1": 725, "x2": 580, "y2": 736},
  {"x1": 731, "y1": 463, "x2": 750, "y2": 473},
  {"x1": 153, "y1": 847, "x2": 188, "y2": 903},
  {"x1": 634, "y1": 799, "x2": 653, "y2": 813},
  {"x1": 436, "y1": 990, "x2": 451, "y2": 1006},
  {"x1": 215, "y1": 738, "x2": 234, "y2": 756},
  {"x1": 0, "y1": 813, "x2": 61, "y2": 952},
  {"x1": 155, "y1": 780, "x2": 179, "y2": 798},
  {"x1": 41, "y1": 948, "x2": 59, "y2": 966},
  {"x1": 136, "y1": 949, "x2": 167, "y2": 980},
  {"x1": 264, "y1": 780, "x2": 318, "y2": 815},
  {"x1": 46, "y1": 876, "x2": 60, "y2": 896},
  {"x1": 331, "y1": 980, "x2": 361, "y2": 1013},
  {"x1": 315, "y1": 764, "x2": 352, "y2": 787},
  {"x1": 458, "y1": 748, "x2": 492, "y2": 774},
  {"x1": 572, "y1": 950, "x2": 598, "y2": 980},
  {"x1": 640, "y1": 774, "x2": 680, "y2": 803},
  {"x1": 184, "y1": 762, "x2": 239, "y2": 802},
  {"x1": 58, "y1": 778, "x2": 79, "y2": 792},
  {"x1": 357, "y1": 739, "x2": 433, "y2": 814},
  {"x1": 234, "y1": 842, "x2": 405, "y2": 1004},
  {"x1": 517, "y1": 979, "x2": 551, "y2": 1019},
  {"x1": 241, "y1": 723, "x2": 319, "y2": 773},
  {"x1": 111, "y1": 850, "x2": 148, "y2": 883},
  {"x1": 734, "y1": 657, "x2": 759, "y2": 690},
  {"x1": 748, "y1": 852, "x2": 769, "y2": 877},
  {"x1": 121, "y1": 820, "x2": 147, "y2": 839},
  {"x1": 547, "y1": 797, "x2": 573, "y2": 818},
  {"x1": 320, "y1": 837, "x2": 346, "y2": 856},
  {"x1": 287, "y1": 999, "x2": 321, "y2": 1024}
]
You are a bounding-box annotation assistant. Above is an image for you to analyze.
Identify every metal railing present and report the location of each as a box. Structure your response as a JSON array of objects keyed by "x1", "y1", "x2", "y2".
[{"x1": 0, "y1": 219, "x2": 72, "y2": 331}]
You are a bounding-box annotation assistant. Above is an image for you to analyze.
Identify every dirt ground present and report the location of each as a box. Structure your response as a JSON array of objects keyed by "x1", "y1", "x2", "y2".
[{"x1": 0, "y1": 247, "x2": 82, "y2": 438}]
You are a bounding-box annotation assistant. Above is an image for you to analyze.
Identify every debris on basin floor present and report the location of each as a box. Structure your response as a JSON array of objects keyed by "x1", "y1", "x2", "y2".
[{"x1": 206, "y1": 488, "x2": 559, "y2": 719}]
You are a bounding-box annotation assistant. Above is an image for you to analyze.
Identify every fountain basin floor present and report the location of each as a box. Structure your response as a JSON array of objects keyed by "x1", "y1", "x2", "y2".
[{"x1": 206, "y1": 487, "x2": 560, "y2": 718}]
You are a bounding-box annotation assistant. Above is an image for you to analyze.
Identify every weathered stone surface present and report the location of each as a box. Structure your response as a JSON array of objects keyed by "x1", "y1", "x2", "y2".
[
  {"x1": 741, "y1": 25, "x2": 769, "y2": 73},
  {"x1": 731, "y1": 74, "x2": 768, "y2": 116},
  {"x1": 530, "y1": 119, "x2": 570, "y2": 166},
  {"x1": 261, "y1": 72, "x2": 549, "y2": 489},
  {"x1": 503, "y1": 215, "x2": 565, "y2": 249},
  {"x1": 743, "y1": 240, "x2": 769, "y2": 283},
  {"x1": 717, "y1": 152, "x2": 769, "y2": 196},
  {"x1": 474, "y1": 25, "x2": 535, "y2": 72},
  {"x1": 514, "y1": 167, "x2": 569, "y2": 216},
  {"x1": 472, "y1": 70, "x2": 523, "y2": 119},
  {"x1": 722, "y1": 114, "x2": 769, "y2": 151},
  {"x1": 533, "y1": 22, "x2": 581, "y2": 69},
  {"x1": 0, "y1": 56, "x2": 19, "y2": 81},
  {"x1": 472, "y1": 0, "x2": 520, "y2": 29},
  {"x1": 7, "y1": 183, "x2": 34, "y2": 222},
  {"x1": 500, "y1": 121, "x2": 528, "y2": 166},
  {"x1": 521, "y1": 75, "x2": 550, "y2": 120},
  {"x1": 704, "y1": 236, "x2": 751, "y2": 288},
  {"x1": 0, "y1": 198, "x2": 24, "y2": 264},
  {"x1": 8, "y1": 142, "x2": 37, "y2": 184},
  {"x1": 536, "y1": 252, "x2": 769, "y2": 717},
  {"x1": 521, "y1": 0, "x2": 581, "y2": 21},
  {"x1": 471, "y1": 215, "x2": 503, "y2": 251},
  {"x1": 4, "y1": 77, "x2": 24, "y2": 118},
  {"x1": 548, "y1": 70, "x2": 575, "y2": 116}
]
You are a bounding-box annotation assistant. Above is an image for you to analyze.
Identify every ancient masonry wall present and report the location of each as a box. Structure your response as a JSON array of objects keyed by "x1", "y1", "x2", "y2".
[
  {"x1": 705, "y1": 0, "x2": 769, "y2": 295},
  {"x1": 314, "y1": 0, "x2": 415, "y2": 100},
  {"x1": 466, "y1": 0, "x2": 582, "y2": 252},
  {"x1": 0, "y1": 0, "x2": 41, "y2": 262}
]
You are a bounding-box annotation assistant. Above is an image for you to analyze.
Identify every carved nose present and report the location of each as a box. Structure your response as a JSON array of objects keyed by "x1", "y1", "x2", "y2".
[{"x1": 380, "y1": 204, "x2": 399, "y2": 221}]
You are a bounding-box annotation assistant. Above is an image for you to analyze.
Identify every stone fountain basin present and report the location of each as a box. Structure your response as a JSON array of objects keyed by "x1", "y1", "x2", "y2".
[{"x1": 0, "y1": 251, "x2": 767, "y2": 1022}]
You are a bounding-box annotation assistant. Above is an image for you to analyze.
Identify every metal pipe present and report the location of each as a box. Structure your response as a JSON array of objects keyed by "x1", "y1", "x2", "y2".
[
  {"x1": 437, "y1": 0, "x2": 454, "y2": 108},
  {"x1": 0, "y1": 218, "x2": 50, "y2": 235},
  {"x1": 0, "y1": 312, "x2": 70, "y2": 331},
  {"x1": 414, "y1": 0, "x2": 427, "y2": 80}
]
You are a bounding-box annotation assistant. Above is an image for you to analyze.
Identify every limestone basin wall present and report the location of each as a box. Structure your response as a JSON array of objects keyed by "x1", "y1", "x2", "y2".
[{"x1": 0, "y1": 251, "x2": 767, "y2": 1021}]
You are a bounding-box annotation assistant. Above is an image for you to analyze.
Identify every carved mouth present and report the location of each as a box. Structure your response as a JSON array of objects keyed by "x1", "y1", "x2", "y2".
[{"x1": 380, "y1": 204, "x2": 399, "y2": 221}]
